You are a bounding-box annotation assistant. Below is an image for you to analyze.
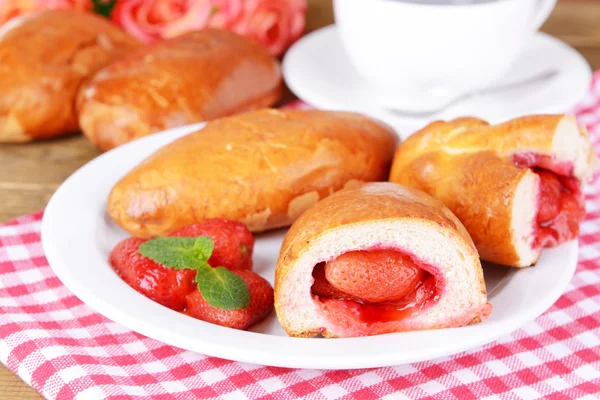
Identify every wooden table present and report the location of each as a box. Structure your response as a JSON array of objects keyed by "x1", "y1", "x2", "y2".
[{"x1": 1, "y1": 1, "x2": 599, "y2": 398}]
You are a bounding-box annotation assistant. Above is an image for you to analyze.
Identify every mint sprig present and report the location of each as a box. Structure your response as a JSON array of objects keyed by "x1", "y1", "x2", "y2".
[
  {"x1": 139, "y1": 236, "x2": 250, "y2": 310},
  {"x1": 139, "y1": 237, "x2": 213, "y2": 270}
]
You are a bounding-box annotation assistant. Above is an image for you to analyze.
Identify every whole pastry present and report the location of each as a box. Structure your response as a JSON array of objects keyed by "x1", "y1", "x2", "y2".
[
  {"x1": 0, "y1": 10, "x2": 140, "y2": 142},
  {"x1": 77, "y1": 29, "x2": 282, "y2": 151},
  {"x1": 108, "y1": 109, "x2": 398, "y2": 238},
  {"x1": 390, "y1": 115, "x2": 598, "y2": 267}
]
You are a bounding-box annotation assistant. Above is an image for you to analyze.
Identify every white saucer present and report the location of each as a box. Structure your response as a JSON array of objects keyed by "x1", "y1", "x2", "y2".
[{"x1": 283, "y1": 25, "x2": 592, "y2": 139}]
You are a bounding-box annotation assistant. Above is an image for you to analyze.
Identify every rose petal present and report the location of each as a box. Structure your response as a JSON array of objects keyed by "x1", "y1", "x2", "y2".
[
  {"x1": 112, "y1": 0, "x2": 157, "y2": 42},
  {"x1": 160, "y1": 0, "x2": 211, "y2": 38}
]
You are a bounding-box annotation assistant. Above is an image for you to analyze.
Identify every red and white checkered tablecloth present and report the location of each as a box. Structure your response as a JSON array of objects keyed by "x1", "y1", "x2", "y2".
[{"x1": 1, "y1": 74, "x2": 600, "y2": 400}]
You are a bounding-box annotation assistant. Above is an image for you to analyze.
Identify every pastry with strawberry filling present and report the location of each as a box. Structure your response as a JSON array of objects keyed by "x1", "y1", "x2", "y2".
[
  {"x1": 390, "y1": 115, "x2": 598, "y2": 267},
  {"x1": 275, "y1": 182, "x2": 491, "y2": 338}
]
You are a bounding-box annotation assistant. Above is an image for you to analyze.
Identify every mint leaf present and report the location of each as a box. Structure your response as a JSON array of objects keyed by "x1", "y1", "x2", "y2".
[
  {"x1": 139, "y1": 236, "x2": 213, "y2": 270},
  {"x1": 196, "y1": 267, "x2": 250, "y2": 310},
  {"x1": 138, "y1": 235, "x2": 250, "y2": 310},
  {"x1": 92, "y1": 0, "x2": 117, "y2": 18}
]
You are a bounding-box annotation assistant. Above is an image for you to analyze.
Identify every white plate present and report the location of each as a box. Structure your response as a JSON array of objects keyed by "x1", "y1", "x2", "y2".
[
  {"x1": 283, "y1": 25, "x2": 592, "y2": 139},
  {"x1": 42, "y1": 125, "x2": 578, "y2": 369}
]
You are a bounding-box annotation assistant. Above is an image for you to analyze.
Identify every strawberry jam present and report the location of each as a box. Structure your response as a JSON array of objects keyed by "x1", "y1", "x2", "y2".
[
  {"x1": 534, "y1": 168, "x2": 585, "y2": 248},
  {"x1": 513, "y1": 153, "x2": 585, "y2": 248},
  {"x1": 311, "y1": 249, "x2": 438, "y2": 324}
]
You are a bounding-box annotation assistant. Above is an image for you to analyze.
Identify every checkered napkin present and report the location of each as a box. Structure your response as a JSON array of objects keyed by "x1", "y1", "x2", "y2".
[{"x1": 2, "y1": 76, "x2": 600, "y2": 400}]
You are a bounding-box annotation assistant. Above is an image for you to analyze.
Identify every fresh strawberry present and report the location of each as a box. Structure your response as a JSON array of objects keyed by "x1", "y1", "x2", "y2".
[
  {"x1": 324, "y1": 250, "x2": 425, "y2": 303},
  {"x1": 170, "y1": 219, "x2": 254, "y2": 270},
  {"x1": 109, "y1": 237, "x2": 196, "y2": 311},
  {"x1": 311, "y1": 263, "x2": 362, "y2": 301},
  {"x1": 185, "y1": 270, "x2": 273, "y2": 330}
]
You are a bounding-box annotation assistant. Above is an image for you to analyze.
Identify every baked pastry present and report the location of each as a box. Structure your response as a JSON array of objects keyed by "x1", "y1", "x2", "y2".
[
  {"x1": 0, "y1": 10, "x2": 139, "y2": 142},
  {"x1": 274, "y1": 182, "x2": 491, "y2": 338},
  {"x1": 77, "y1": 29, "x2": 282, "y2": 151},
  {"x1": 389, "y1": 115, "x2": 598, "y2": 267},
  {"x1": 108, "y1": 109, "x2": 398, "y2": 238}
]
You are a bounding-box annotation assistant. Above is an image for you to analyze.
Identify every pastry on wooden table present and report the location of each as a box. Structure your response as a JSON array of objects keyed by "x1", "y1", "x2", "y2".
[
  {"x1": 78, "y1": 29, "x2": 283, "y2": 151},
  {"x1": 0, "y1": 10, "x2": 140, "y2": 142},
  {"x1": 107, "y1": 109, "x2": 398, "y2": 237},
  {"x1": 389, "y1": 115, "x2": 598, "y2": 267}
]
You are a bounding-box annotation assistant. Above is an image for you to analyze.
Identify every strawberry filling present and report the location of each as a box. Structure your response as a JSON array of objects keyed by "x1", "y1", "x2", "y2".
[
  {"x1": 513, "y1": 153, "x2": 585, "y2": 248},
  {"x1": 534, "y1": 169, "x2": 585, "y2": 247},
  {"x1": 311, "y1": 249, "x2": 438, "y2": 325}
]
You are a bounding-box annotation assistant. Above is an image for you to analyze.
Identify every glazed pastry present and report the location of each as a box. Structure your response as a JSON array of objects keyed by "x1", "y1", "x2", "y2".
[
  {"x1": 0, "y1": 10, "x2": 140, "y2": 142},
  {"x1": 274, "y1": 182, "x2": 491, "y2": 338},
  {"x1": 77, "y1": 29, "x2": 282, "y2": 151},
  {"x1": 108, "y1": 109, "x2": 398, "y2": 238},
  {"x1": 389, "y1": 115, "x2": 598, "y2": 267}
]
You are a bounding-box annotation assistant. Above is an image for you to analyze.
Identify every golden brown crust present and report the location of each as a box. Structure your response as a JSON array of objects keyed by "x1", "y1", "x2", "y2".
[
  {"x1": 78, "y1": 29, "x2": 282, "y2": 151},
  {"x1": 393, "y1": 115, "x2": 575, "y2": 161},
  {"x1": 394, "y1": 149, "x2": 533, "y2": 266},
  {"x1": 108, "y1": 109, "x2": 399, "y2": 237},
  {"x1": 389, "y1": 114, "x2": 595, "y2": 266},
  {"x1": 274, "y1": 182, "x2": 486, "y2": 337},
  {"x1": 0, "y1": 10, "x2": 140, "y2": 142}
]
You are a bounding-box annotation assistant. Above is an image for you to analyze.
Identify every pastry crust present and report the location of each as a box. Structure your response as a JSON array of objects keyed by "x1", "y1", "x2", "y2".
[
  {"x1": 389, "y1": 115, "x2": 598, "y2": 267},
  {"x1": 275, "y1": 182, "x2": 490, "y2": 338},
  {"x1": 108, "y1": 109, "x2": 399, "y2": 237},
  {"x1": 0, "y1": 10, "x2": 140, "y2": 142},
  {"x1": 77, "y1": 29, "x2": 283, "y2": 151}
]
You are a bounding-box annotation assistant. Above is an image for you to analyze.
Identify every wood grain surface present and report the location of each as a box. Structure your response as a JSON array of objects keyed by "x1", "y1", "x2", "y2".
[{"x1": 1, "y1": 1, "x2": 600, "y2": 398}]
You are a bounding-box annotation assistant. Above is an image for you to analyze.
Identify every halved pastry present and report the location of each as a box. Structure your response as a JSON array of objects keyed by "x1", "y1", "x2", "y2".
[
  {"x1": 389, "y1": 115, "x2": 598, "y2": 267},
  {"x1": 275, "y1": 182, "x2": 491, "y2": 338}
]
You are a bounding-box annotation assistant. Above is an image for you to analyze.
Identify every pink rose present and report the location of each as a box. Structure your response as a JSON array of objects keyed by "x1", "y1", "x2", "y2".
[
  {"x1": 230, "y1": 0, "x2": 306, "y2": 56},
  {"x1": 112, "y1": 0, "x2": 212, "y2": 43}
]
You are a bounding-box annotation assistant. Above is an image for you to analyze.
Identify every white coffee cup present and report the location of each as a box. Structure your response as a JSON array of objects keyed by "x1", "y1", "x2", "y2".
[{"x1": 333, "y1": 0, "x2": 557, "y2": 111}]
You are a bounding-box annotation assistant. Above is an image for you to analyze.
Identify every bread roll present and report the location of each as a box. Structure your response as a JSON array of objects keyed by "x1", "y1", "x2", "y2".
[
  {"x1": 0, "y1": 10, "x2": 139, "y2": 142},
  {"x1": 275, "y1": 182, "x2": 491, "y2": 338},
  {"x1": 108, "y1": 109, "x2": 398, "y2": 237},
  {"x1": 78, "y1": 29, "x2": 282, "y2": 151},
  {"x1": 390, "y1": 115, "x2": 598, "y2": 267}
]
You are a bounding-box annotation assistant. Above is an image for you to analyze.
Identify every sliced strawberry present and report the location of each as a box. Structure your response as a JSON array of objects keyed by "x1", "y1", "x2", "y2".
[
  {"x1": 324, "y1": 250, "x2": 425, "y2": 303},
  {"x1": 539, "y1": 192, "x2": 586, "y2": 247},
  {"x1": 186, "y1": 270, "x2": 273, "y2": 330},
  {"x1": 311, "y1": 263, "x2": 362, "y2": 301},
  {"x1": 536, "y1": 170, "x2": 561, "y2": 223},
  {"x1": 109, "y1": 237, "x2": 196, "y2": 311},
  {"x1": 170, "y1": 219, "x2": 254, "y2": 270}
]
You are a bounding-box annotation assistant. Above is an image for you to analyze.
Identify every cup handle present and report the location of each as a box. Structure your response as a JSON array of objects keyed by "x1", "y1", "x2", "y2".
[{"x1": 529, "y1": 0, "x2": 557, "y2": 32}]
